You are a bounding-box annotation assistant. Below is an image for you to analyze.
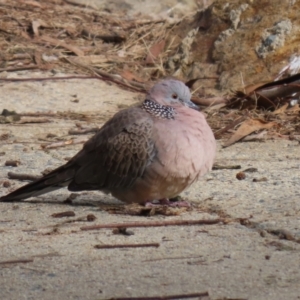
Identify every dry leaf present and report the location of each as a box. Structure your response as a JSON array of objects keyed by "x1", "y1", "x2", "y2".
[
  {"x1": 40, "y1": 35, "x2": 84, "y2": 56},
  {"x1": 229, "y1": 73, "x2": 300, "y2": 110},
  {"x1": 34, "y1": 51, "x2": 42, "y2": 66},
  {"x1": 120, "y1": 69, "x2": 144, "y2": 83},
  {"x1": 32, "y1": 19, "x2": 48, "y2": 36},
  {"x1": 145, "y1": 40, "x2": 165, "y2": 64},
  {"x1": 21, "y1": 0, "x2": 42, "y2": 8},
  {"x1": 223, "y1": 118, "x2": 277, "y2": 147},
  {"x1": 71, "y1": 55, "x2": 123, "y2": 66},
  {"x1": 273, "y1": 103, "x2": 288, "y2": 114}
]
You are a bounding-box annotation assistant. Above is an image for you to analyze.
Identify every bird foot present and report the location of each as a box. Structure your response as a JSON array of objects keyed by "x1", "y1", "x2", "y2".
[{"x1": 145, "y1": 198, "x2": 191, "y2": 208}]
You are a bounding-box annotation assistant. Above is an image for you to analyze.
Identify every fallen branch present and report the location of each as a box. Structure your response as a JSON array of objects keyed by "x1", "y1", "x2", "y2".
[
  {"x1": 94, "y1": 243, "x2": 160, "y2": 249},
  {"x1": 81, "y1": 218, "x2": 221, "y2": 231}
]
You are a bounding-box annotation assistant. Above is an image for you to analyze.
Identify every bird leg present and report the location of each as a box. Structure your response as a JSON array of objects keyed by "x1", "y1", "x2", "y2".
[{"x1": 145, "y1": 198, "x2": 191, "y2": 207}]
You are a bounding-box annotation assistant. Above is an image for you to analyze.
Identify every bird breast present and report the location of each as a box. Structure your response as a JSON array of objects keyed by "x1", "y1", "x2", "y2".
[{"x1": 151, "y1": 108, "x2": 216, "y2": 182}]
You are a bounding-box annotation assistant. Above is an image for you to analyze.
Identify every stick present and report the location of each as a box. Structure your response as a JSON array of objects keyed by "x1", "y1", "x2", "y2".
[
  {"x1": 64, "y1": 57, "x2": 147, "y2": 92},
  {"x1": 94, "y1": 243, "x2": 160, "y2": 249},
  {"x1": 39, "y1": 35, "x2": 84, "y2": 57},
  {"x1": 43, "y1": 138, "x2": 87, "y2": 149},
  {"x1": 17, "y1": 117, "x2": 51, "y2": 124},
  {"x1": 81, "y1": 218, "x2": 221, "y2": 231},
  {"x1": 0, "y1": 76, "x2": 98, "y2": 82},
  {"x1": 0, "y1": 65, "x2": 39, "y2": 72},
  {"x1": 19, "y1": 112, "x2": 56, "y2": 117},
  {"x1": 110, "y1": 292, "x2": 209, "y2": 300},
  {"x1": 212, "y1": 164, "x2": 241, "y2": 170},
  {"x1": 191, "y1": 96, "x2": 226, "y2": 106},
  {"x1": 51, "y1": 211, "x2": 76, "y2": 218},
  {"x1": 7, "y1": 172, "x2": 41, "y2": 181},
  {"x1": 68, "y1": 127, "x2": 99, "y2": 135},
  {"x1": 5, "y1": 160, "x2": 21, "y2": 167},
  {"x1": 214, "y1": 116, "x2": 247, "y2": 139},
  {"x1": 81, "y1": 29, "x2": 125, "y2": 43},
  {"x1": 63, "y1": 0, "x2": 97, "y2": 9},
  {"x1": 0, "y1": 259, "x2": 34, "y2": 265}
]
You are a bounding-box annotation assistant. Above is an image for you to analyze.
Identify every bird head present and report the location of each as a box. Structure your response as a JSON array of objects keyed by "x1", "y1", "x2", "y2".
[{"x1": 148, "y1": 79, "x2": 199, "y2": 111}]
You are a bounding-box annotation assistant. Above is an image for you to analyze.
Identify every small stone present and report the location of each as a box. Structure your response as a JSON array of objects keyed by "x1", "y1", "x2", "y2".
[
  {"x1": 3, "y1": 181, "x2": 11, "y2": 188},
  {"x1": 236, "y1": 171, "x2": 246, "y2": 180},
  {"x1": 87, "y1": 214, "x2": 96, "y2": 222}
]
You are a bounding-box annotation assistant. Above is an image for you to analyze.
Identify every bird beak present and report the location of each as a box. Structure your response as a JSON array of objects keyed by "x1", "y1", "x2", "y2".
[{"x1": 186, "y1": 100, "x2": 200, "y2": 111}]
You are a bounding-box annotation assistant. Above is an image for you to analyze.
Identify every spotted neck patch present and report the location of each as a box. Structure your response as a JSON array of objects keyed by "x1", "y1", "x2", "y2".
[{"x1": 142, "y1": 99, "x2": 175, "y2": 119}]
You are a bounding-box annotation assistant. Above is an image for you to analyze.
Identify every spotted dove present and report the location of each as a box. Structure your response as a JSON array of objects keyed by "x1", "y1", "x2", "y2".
[{"x1": 0, "y1": 79, "x2": 216, "y2": 204}]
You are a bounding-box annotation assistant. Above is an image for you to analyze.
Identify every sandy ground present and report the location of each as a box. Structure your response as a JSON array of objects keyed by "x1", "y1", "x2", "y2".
[{"x1": 0, "y1": 71, "x2": 300, "y2": 300}]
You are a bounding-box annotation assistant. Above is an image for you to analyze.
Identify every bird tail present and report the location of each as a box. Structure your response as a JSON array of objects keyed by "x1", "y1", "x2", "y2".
[{"x1": 0, "y1": 166, "x2": 75, "y2": 202}]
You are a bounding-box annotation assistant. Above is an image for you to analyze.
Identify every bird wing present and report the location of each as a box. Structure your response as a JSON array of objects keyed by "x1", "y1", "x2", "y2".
[
  {"x1": 67, "y1": 107, "x2": 156, "y2": 191},
  {"x1": 0, "y1": 107, "x2": 156, "y2": 202}
]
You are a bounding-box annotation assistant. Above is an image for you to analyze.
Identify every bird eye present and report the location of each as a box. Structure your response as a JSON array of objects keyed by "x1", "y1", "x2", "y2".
[{"x1": 171, "y1": 93, "x2": 178, "y2": 99}]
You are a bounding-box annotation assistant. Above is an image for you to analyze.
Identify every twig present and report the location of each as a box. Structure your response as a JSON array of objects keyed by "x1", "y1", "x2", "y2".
[
  {"x1": 0, "y1": 259, "x2": 34, "y2": 265},
  {"x1": 7, "y1": 172, "x2": 41, "y2": 181},
  {"x1": 109, "y1": 292, "x2": 209, "y2": 300},
  {"x1": 51, "y1": 211, "x2": 76, "y2": 218},
  {"x1": 39, "y1": 35, "x2": 84, "y2": 56},
  {"x1": 214, "y1": 116, "x2": 247, "y2": 139},
  {"x1": 5, "y1": 160, "x2": 20, "y2": 167},
  {"x1": 143, "y1": 255, "x2": 203, "y2": 262},
  {"x1": 0, "y1": 65, "x2": 39, "y2": 72},
  {"x1": 191, "y1": 96, "x2": 226, "y2": 106},
  {"x1": 64, "y1": 57, "x2": 147, "y2": 92},
  {"x1": 81, "y1": 29, "x2": 125, "y2": 43},
  {"x1": 124, "y1": 19, "x2": 166, "y2": 30},
  {"x1": 68, "y1": 127, "x2": 99, "y2": 135},
  {"x1": 17, "y1": 117, "x2": 51, "y2": 124},
  {"x1": 212, "y1": 164, "x2": 241, "y2": 170},
  {"x1": 19, "y1": 112, "x2": 56, "y2": 117},
  {"x1": 242, "y1": 130, "x2": 267, "y2": 141},
  {"x1": 0, "y1": 76, "x2": 98, "y2": 82},
  {"x1": 81, "y1": 218, "x2": 221, "y2": 231},
  {"x1": 63, "y1": 0, "x2": 97, "y2": 9},
  {"x1": 94, "y1": 243, "x2": 160, "y2": 249},
  {"x1": 43, "y1": 138, "x2": 87, "y2": 149}
]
